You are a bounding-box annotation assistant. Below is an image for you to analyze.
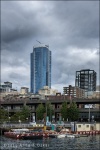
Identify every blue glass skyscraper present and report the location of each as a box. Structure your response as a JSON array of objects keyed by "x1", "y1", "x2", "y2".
[{"x1": 30, "y1": 44, "x2": 51, "y2": 94}]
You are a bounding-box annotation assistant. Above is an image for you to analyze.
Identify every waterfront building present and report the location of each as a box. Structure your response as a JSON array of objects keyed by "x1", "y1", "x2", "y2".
[
  {"x1": 63, "y1": 85, "x2": 85, "y2": 98},
  {"x1": 30, "y1": 44, "x2": 51, "y2": 94},
  {"x1": 38, "y1": 86, "x2": 58, "y2": 96},
  {"x1": 75, "y1": 69, "x2": 96, "y2": 92},
  {"x1": 0, "y1": 95, "x2": 100, "y2": 122}
]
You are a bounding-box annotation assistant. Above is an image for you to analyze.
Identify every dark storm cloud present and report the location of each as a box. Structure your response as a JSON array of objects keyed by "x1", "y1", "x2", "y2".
[
  {"x1": 51, "y1": 1, "x2": 99, "y2": 49},
  {"x1": 52, "y1": 47, "x2": 99, "y2": 86},
  {"x1": 1, "y1": 1, "x2": 53, "y2": 46},
  {"x1": 1, "y1": 1, "x2": 99, "y2": 92},
  {"x1": 1, "y1": 3, "x2": 39, "y2": 43},
  {"x1": 1, "y1": 1, "x2": 99, "y2": 49}
]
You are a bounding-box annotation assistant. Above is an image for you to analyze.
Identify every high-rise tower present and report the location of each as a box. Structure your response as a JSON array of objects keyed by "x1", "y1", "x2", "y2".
[
  {"x1": 75, "y1": 69, "x2": 96, "y2": 92},
  {"x1": 30, "y1": 44, "x2": 51, "y2": 94}
]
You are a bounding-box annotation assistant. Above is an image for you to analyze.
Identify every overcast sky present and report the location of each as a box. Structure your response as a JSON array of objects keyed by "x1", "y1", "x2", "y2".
[{"x1": 1, "y1": 1, "x2": 99, "y2": 93}]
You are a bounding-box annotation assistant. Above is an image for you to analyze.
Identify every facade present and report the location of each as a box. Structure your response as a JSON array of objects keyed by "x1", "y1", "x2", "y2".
[
  {"x1": 0, "y1": 82, "x2": 19, "y2": 99},
  {"x1": 38, "y1": 86, "x2": 58, "y2": 96},
  {"x1": 30, "y1": 44, "x2": 51, "y2": 94},
  {"x1": 63, "y1": 85, "x2": 85, "y2": 98},
  {"x1": 0, "y1": 81, "x2": 12, "y2": 93},
  {"x1": 76, "y1": 123, "x2": 97, "y2": 131},
  {"x1": 1, "y1": 96, "x2": 100, "y2": 122},
  {"x1": 20, "y1": 87, "x2": 29, "y2": 94},
  {"x1": 75, "y1": 69, "x2": 96, "y2": 92},
  {"x1": 87, "y1": 85, "x2": 100, "y2": 109}
]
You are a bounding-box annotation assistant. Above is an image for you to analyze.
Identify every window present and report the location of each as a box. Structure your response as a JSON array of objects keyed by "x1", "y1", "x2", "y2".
[
  {"x1": 86, "y1": 125, "x2": 89, "y2": 128},
  {"x1": 78, "y1": 125, "x2": 81, "y2": 128}
]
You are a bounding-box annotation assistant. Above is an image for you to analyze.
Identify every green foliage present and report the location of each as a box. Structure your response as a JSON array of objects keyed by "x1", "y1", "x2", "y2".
[
  {"x1": 67, "y1": 102, "x2": 79, "y2": 121},
  {"x1": 36, "y1": 103, "x2": 45, "y2": 120},
  {"x1": 21, "y1": 105, "x2": 31, "y2": 120},
  {"x1": 10, "y1": 112, "x2": 22, "y2": 121},
  {"x1": 0, "y1": 108, "x2": 8, "y2": 123},
  {"x1": 46, "y1": 102, "x2": 54, "y2": 121},
  {"x1": 61, "y1": 101, "x2": 68, "y2": 121},
  {"x1": 11, "y1": 105, "x2": 30, "y2": 122}
]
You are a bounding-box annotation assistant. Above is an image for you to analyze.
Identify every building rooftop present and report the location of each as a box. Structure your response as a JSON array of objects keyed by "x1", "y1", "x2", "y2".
[
  {"x1": 4, "y1": 81, "x2": 12, "y2": 84},
  {"x1": 21, "y1": 87, "x2": 29, "y2": 89},
  {"x1": 33, "y1": 44, "x2": 49, "y2": 49}
]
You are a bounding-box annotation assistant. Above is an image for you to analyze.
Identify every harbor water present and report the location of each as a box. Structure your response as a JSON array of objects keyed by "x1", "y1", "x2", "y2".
[{"x1": 0, "y1": 135, "x2": 100, "y2": 150}]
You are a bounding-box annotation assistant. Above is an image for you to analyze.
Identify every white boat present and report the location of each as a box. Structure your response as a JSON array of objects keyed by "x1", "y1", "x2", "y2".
[
  {"x1": 57, "y1": 134, "x2": 66, "y2": 138},
  {"x1": 66, "y1": 134, "x2": 75, "y2": 138},
  {"x1": 73, "y1": 134, "x2": 80, "y2": 138}
]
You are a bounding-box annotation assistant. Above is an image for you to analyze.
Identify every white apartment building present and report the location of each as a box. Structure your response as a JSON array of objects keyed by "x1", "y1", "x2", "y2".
[{"x1": 38, "y1": 86, "x2": 58, "y2": 96}]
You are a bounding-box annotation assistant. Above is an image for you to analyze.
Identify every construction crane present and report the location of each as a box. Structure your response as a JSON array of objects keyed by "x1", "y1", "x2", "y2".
[
  {"x1": 36, "y1": 40, "x2": 49, "y2": 48},
  {"x1": 36, "y1": 40, "x2": 42, "y2": 44}
]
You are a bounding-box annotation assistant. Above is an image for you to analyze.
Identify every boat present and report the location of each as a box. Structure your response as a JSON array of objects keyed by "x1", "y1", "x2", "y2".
[
  {"x1": 4, "y1": 128, "x2": 58, "y2": 139},
  {"x1": 73, "y1": 134, "x2": 80, "y2": 138},
  {"x1": 49, "y1": 134, "x2": 57, "y2": 138},
  {"x1": 4, "y1": 128, "x2": 30, "y2": 139},
  {"x1": 65, "y1": 134, "x2": 75, "y2": 138},
  {"x1": 57, "y1": 134, "x2": 66, "y2": 138},
  {"x1": 79, "y1": 134, "x2": 88, "y2": 137},
  {"x1": 21, "y1": 134, "x2": 43, "y2": 140}
]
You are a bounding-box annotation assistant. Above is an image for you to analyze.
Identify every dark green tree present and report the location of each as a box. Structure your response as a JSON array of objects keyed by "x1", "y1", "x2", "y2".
[
  {"x1": 67, "y1": 102, "x2": 79, "y2": 121},
  {"x1": 10, "y1": 111, "x2": 22, "y2": 122},
  {"x1": 0, "y1": 108, "x2": 8, "y2": 123},
  {"x1": 46, "y1": 102, "x2": 54, "y2": 122},
  {"x1": 61, "y1": 101, "x2": 68, "y2": 121},
  {"x1": 21, "y1": 105, "x2": 31, "y2": 121},
  {"x1": 36, "y1": 103, "x2": 45, "y2": 120},
  {"x1": 11, "y1": 105, "x2": 30, "y2": 122}
]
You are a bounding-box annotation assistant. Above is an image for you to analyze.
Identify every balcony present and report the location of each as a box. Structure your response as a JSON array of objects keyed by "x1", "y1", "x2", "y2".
[
  {"x1": 79, "y1": 108, "x2": 100, "y2": 113},
  {"x1": 50, "y1": 108, "x2": 100, "y2": 113},
  {"x1": 5, "y1": 108, "x2": 36, "y2": 112}
]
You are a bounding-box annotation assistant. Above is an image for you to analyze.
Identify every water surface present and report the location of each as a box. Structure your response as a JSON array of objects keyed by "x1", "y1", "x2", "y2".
[{"x1": 0, "y1": 135, "x2": 100, "y2": 150}]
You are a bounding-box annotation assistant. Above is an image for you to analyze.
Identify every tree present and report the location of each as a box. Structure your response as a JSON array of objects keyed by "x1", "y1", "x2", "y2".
[
  {"x1": 11, "y1": 105, "x2": 30, "y2": 122},
  {"x1": 21, "y1": 105, "x2": 31, "y2": 121},
  {"x1": 36, "y1": 103, "x2": 45, "y2": 120},
  {"x1": 0, "y1": 108, "x2": 8, "y2": 123},
  {"x1": 10, "y1": 111, "x2": 22, "y2": 122},
  {"x1": 61, "y1": 101, "x2": 68, "y2": 121},
  {"x1": 46, "y1": 102, "x2": 54, "y2": 122},
  {"x1": 67, "y1": 102, "x2": 79, "y2": 121}
]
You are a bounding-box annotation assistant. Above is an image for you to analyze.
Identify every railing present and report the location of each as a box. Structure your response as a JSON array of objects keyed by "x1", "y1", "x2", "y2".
[
  {"x1": 0, "y1": 123, "x2": 43, "y2": 129},
  {"x1": 54, "y1": 108, "x2": 100, "y2": 112},
  {"x1": 6, "y1": 108, "x2": 100, "y2": 113},
  {"x1": 79, "y1": 108, "x2": 100, "y2": 112},
  {"x1": 3, "y1": 108, "x2": 36, "y2": 112}
]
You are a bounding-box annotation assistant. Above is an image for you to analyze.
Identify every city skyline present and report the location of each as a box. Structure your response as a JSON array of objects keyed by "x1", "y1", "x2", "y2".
[{"x1": 1, "y1": 1, "x2": 99, "y2": 93}]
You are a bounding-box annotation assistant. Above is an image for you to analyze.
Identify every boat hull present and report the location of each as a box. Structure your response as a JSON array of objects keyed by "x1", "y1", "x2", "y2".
[{"x1": 22, "y1": 135, "x2": 43, "y2": 140}]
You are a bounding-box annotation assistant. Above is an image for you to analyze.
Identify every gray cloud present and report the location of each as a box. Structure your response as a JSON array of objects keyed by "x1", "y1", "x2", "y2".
[{"x1": 1, "y1": 1, "x2": 99, "y2": 92}]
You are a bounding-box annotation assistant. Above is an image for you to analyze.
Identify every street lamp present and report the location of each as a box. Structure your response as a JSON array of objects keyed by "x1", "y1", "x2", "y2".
[
  {"x1": 88, "y1": 104, "x2": 90, "y2": 122},
  {"x1": 44, "y1": 96, "x2": 49, "y2": 130},
  {"x1": 19, "y1": 120, "x2": 21, "y2": 124},
  {"x1": 19, "y1": 116, "x2": 21, "y2": 125},
  {"x1": 9, "y1": 117, "x2": 11, "y2": 123}
]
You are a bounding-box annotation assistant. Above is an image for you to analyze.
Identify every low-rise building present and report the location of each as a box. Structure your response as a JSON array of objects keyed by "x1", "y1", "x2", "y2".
[
  {"x1": 0, "y1": 81, "x2": 12, "y2": 93},
  {"x1": 63, "y1": 85, "x2": 85, "y2": 98},
  {"x1": 76, "y1": 123, "x2": 98, "y2": 131},
  {"x1": 20, "y1": 87, "x2": 29, "y2": 94},
  {"x1": 88, "y1": 85, "x2": 100, "y2": 99},
  {"x1": 38, "y1": 86, "x2": 58, "y2": 96}
]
